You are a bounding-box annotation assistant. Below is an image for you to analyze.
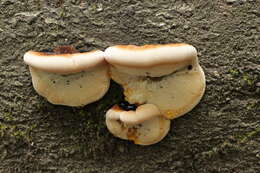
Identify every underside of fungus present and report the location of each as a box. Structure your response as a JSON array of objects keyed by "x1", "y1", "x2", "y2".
[
  {"x1": 24, "y1": 46, "x2": 110, "y2": 106},
  {"x1": 109, "y1": 64, "x2": 205, "y2": 119}
]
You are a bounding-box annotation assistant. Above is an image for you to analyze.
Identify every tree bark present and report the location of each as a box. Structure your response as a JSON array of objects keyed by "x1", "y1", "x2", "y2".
[{"x1": 0, "y1": 0, "x2": 259, "y2": 172}]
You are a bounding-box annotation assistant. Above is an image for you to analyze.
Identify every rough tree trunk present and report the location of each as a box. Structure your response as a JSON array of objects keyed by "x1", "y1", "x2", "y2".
[{"x1": 0, "y1": 0, "x2": 259, "y2": 172}]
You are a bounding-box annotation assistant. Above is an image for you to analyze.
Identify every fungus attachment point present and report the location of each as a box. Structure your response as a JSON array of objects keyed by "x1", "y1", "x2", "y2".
[
  {"x1": 105, "y1": 43, "x2": 205, "y2": 120},
  {"x1": 106, "y1": 104, "x2": 170, "y2": 145},
  {"x1": 41, "y1": 49, "x2": 52, "y2": 53},
  {"x1": 24, "y1": 47, "x2": 110, "y2": 106}
]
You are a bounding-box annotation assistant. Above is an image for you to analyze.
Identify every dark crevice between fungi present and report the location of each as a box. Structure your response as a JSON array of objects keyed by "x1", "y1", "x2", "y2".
[{"x1": 118, "y1": 101, "x2": 137, "y2": 111}]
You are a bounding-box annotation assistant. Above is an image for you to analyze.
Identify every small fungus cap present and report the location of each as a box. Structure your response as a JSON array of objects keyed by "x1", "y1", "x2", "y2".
[
  {"x1": 24, "y1": 47, "x2": 106, "y2": 74},
  {"x1": 105, "y1": 103, "x2": 170, "y2": 145},
  {"x1": 106, "y1": 104, "x2": 161, "y2": 125}
]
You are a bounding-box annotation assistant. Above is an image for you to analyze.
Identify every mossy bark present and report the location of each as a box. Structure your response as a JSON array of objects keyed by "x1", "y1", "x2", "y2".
[{"x1": 0, "y1": 0, "x2": 259, "y2": 172}]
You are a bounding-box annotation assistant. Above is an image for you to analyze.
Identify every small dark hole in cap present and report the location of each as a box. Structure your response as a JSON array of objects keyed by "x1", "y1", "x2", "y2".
[{"x1": 188, "y1": 65, "x2": 193, "y2": 70}]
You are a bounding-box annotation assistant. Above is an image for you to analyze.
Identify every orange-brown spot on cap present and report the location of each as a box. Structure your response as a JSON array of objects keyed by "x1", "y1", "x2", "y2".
[
  {"x1": 28, "y1": 49, "x2": 99, "y2": 58},
  {"x1": 127, "y1": 127, "x2": 138, "y2": 142},
  {"x1": 115, "y1": 43, "x2": 188, "y2": 50},
  {"x1": 111, "y1": 105, "x2": 123, "y2": 112},
  {"x1": 53, "y1": 45, "x2": 78, "y2": 54},
  {"x1": 163, "y1": 108, "x2": 187, "y2": 119}
]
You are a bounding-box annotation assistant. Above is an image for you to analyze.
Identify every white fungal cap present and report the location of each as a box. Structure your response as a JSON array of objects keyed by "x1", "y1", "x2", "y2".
[
  {"x1": 105, "y1": 43, "x2": 198, "y2": 77},
  {"x1": 106, "y1": 104, "x2": 170, "y2": 145},
  {"x1": 106, "y1": 104, "x2": 161, "y2": 125},
  {"x1": 106, "y1": 43, "x2": 206, "y2": 119},
  {"x1": 24, "y1": 50, "x2": 106, "y2": 74},
  {"x1": 24, "y1": 47, "x2": 110, "y2": 106}
]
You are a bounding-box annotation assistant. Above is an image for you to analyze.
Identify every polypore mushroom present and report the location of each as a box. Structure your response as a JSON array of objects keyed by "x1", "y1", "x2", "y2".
[
  {"x1": 24, "y1": 46, "x2": 110, "y2": 107},
  {"x1": 106, "y1": 102, "x2": 170, "y2": 145},
  {"x1": 104, "y1": 43, "x2": 206, "y2": 119}
]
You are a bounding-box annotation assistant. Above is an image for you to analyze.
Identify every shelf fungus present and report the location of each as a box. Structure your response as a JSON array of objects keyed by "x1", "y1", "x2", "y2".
[
  {"x1": 105, "y1": 43, "x2": 206, "y2": 120},
  {"x1": 24, "y1": 46, "x2": 110, "y2": 107},
  {"x1": 106, "y1": 102, "x2": 170, "y2": 145}
]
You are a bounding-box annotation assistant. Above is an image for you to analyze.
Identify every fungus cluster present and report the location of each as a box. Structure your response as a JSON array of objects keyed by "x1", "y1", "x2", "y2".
[{"x1": 24, "y1": 43, "x2": 205, "y2": 145}]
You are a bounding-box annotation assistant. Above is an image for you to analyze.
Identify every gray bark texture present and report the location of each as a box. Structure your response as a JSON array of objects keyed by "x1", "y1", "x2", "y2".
[{"x1": 0, "y1": 0, "x2": 259, "y2": 172}]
